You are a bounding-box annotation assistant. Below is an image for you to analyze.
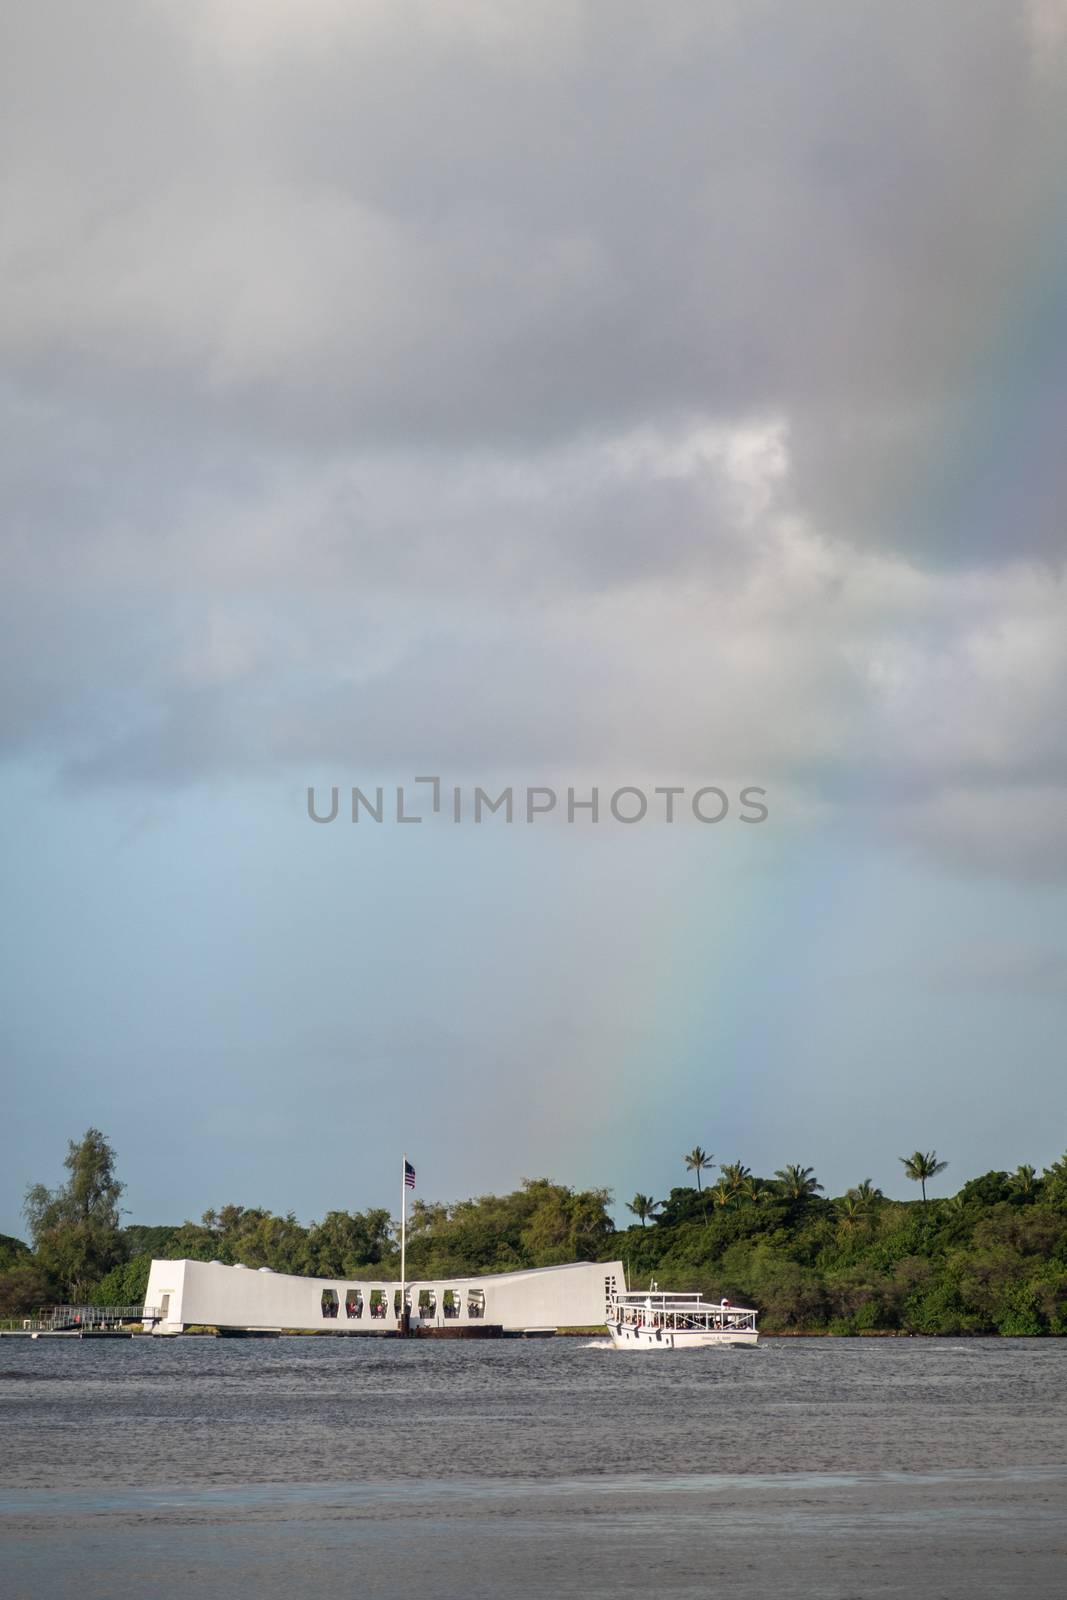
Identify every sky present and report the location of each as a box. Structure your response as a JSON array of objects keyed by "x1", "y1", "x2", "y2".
[{"x1": 2, "y1": 0, "x2": 1067, "y2": 1237}]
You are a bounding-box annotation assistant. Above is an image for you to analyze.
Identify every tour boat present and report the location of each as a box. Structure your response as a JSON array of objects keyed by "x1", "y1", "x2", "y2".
[{"x1": 607, "y1": 1287, "x2": 759, "y2": 1349}]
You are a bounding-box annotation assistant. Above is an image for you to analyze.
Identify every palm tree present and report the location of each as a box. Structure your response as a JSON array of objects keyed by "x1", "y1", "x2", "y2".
[
  {"x1": 1009, "y1": 1164, "x2": 1038, "y2": 1199},
  {"x1": 626, "y1": 1193, "x2": 661, "y2": 1227},
  {"x1": 835, "y1": 1192, "x2": 865, "y2": 1232},
  {"x1": 852, "y1": 1179, "x2": 883, "y2": 1206},
  {"x1": 720, "y1": 1161, "x2": 752, "y2": 1195},
  {"x1": 684, "y1": 1147, "x2": 715, "y2": 1192},
  {"x1": 740, "y1": 1175, "x2": 765, "y2": 1205},
  {"x1": 774, "y1": 1164, "x2": 824, "y2": 1203},
  {"x1": 899, "y1": 1150, "x2": 948, "y2": 1205},
  {"x1": 711, "y1": 1178, "x2": 733, "y2": 1209}
]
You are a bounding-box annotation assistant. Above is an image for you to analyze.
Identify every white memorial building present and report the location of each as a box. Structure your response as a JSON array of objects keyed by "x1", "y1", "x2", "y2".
[{"x1": 142, "y1": 1257, "x2": 624, "y2": 1335}]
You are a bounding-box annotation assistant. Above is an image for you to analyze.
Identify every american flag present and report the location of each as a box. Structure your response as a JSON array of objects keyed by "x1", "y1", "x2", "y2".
[{"x1": 404, "y1": 1160, "x2": 416, "y2": 1189}]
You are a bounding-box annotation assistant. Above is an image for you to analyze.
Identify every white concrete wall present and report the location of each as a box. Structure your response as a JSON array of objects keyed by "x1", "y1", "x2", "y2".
[{"x1": 143, "y1": 1258, "x2": 624, "y2": 1333}]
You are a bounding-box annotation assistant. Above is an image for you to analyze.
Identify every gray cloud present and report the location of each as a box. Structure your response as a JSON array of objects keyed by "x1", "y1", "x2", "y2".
[
  {"x1": 3, "y1": 1, "x2": 1067, "y2": 874},
  {"x1": 5, "y1": 3, "x2": 1065, "y2": 468}
]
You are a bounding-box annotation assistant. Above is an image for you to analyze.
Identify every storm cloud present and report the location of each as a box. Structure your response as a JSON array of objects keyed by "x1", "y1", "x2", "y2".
[{"x1": 3, "y1": 0, "x2": 1067, "y2": 874}]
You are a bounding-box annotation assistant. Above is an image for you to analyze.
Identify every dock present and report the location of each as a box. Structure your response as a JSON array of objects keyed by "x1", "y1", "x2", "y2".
[{"x1": 0, "y1": 1304, "x2": 146, "y2": 1338}]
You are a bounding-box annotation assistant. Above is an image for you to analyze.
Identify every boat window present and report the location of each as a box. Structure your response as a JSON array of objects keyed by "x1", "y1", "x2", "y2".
[
  {"x1": 442, "y1": 1290, "x2": 459, "y2": 1318},
  {"x1": 345, "y1": 1289, "x2": 363, "y2": 1320},
  {"x1": 418, "y1": 1289, "x2": 436, "y2": 1319},
  {"x1": 321, "y1": 1289, "x2": 339, "y2": 1319},
  {"x1": 467, "y1": 1289, "x2": 485, "y2": 1319},
  {"x1": 369, "y1": 1290, "x2": 387, "y2": 1320}
]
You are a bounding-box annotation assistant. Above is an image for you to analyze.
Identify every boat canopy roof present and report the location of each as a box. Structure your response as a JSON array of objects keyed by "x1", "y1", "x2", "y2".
[{"x1": 612, "y1": 1289, "x2": 757, "y2": 1315}]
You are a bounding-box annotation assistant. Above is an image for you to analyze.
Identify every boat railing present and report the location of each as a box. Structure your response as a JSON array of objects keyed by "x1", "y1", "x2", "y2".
[
  {"x1": 612, "y1": 1292, "x2": 757, "y2": 1307},
  {"x1": 609, "y1": 1295, "x2": 758, "y2": 1328},
  {"x1": 674, "y1": 1310, "x2": 757, "y2": 1328}
]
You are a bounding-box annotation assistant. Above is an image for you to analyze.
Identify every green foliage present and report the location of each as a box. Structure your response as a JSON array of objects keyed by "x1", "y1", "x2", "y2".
[
  {"x1": 774, "y1": 1164, "x2": 824, "y2": 1203},
  {"x1": 123, "y1": 1224, "x2": 181, "y2": 1256},
  {"x1": 305, "y1": 1209, "x2": 393, "y2": 1275},
  {"x1": 658, "y1": 1185, "x2": 710, "y2": 1228},
  {"x1": 993, "y1": 1283, "x2": 1043, "y2": 1337},
  {"x1": 1041, "y1": 1152, "x2": 1067, "y2": 1209},
  {"x1": 0, "y1": 1232, "x2": 32, "y2": 1270},
  {"x1": 0, "y1": 1258, "x2": 56, "y2": 1317},
  {"x1": 162, "y1": 1204, "x2": 388, "y2": 1275},
  {"x1": 957, "y1": 1171, "x2": 1013, "y2": 1208},
  {"x1": 22, "y1": 1128, "x2": 126, "y2": 1301},
  {"x1": 901, "y1": 1277, "x2": 977, "y2": 1336},
  {"x1": 91, "y1": 1254, "x2": 154, "y2": 1308},
  {"x1": 404, "y1": 1179, "x2": 614, "y2": 1277},
  {"x1": 1009, "y1": 1165, "x2": 1041, "y2": 1201},
  {"x1": 1031, "y1": 1263, "x2": 1067, "y2": 1334}
]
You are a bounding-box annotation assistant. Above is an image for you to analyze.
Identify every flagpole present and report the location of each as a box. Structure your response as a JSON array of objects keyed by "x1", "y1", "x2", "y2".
[{"x1": 400, "y1": 1152, "x2": 407, "y2": 1327}]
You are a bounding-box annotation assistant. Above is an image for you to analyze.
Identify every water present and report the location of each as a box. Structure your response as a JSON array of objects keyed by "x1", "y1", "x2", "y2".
[{"x1": 1, "y1": 1336, "x2": 1064, "y2": 1596}]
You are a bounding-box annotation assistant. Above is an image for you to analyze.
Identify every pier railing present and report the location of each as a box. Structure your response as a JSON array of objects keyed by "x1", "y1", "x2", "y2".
[{"x1": 0, "y1": 1304, "x2": 154, "y2": 1334}]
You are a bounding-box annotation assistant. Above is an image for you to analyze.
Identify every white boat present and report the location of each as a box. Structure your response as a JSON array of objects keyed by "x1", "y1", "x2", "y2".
[{"x1": 607, "y1": 1287, "x2": 759, "y2": 1350}]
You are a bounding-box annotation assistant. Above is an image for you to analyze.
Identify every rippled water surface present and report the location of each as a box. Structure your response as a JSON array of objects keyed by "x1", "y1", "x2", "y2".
[{"x1": 2, "y1": 1336, "x2": 1065, "y2": 1597}]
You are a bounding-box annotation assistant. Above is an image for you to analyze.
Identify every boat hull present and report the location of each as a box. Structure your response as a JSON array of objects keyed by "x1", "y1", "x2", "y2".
[{"x1": 608, "y1": 1322, "x2": 758, "y2": 1350}]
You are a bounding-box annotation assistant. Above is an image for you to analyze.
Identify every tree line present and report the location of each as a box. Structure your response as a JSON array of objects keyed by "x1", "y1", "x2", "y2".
[
  {"x1": 2, "y1": 1129, "x2": 1066, "y2": 1335},
  {"x1": 629, "y1": 1146, "x2": 950, "y2": 1221},
  {"x1": 620, "y1": 1144, "x2": 1067, "y2": 1334}
]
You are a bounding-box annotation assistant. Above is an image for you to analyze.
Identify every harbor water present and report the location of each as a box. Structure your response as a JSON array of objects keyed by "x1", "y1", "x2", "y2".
[{"x1": 1, "y1": 1335, "x2": 1065, "y2": 1597}]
